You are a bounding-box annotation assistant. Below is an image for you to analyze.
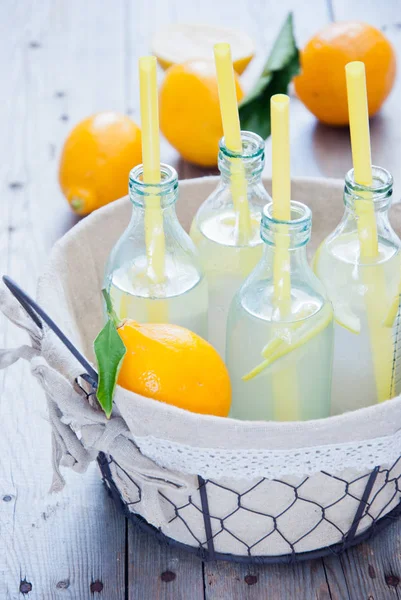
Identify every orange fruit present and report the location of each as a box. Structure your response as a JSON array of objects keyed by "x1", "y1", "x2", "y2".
[
  {"x1": 117, "y1": 320, "x2": 231, "y2": 417},
  {"x1": 159, "y1": 59, "x2": 244, "y2": 167},
  {"x1": 294, "y1": 22, "x2": 396, "y2": 126},
  {"x1": 59, "y1": 112, "x2": 142, "y2": 215}
]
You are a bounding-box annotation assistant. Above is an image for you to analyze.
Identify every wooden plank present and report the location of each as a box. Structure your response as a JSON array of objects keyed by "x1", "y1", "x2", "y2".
[
  {"x1": 0, "y1": 1, "x2": 126, "y2": 598},
  {"x1": 205, "y1": 559, "x2": 335, "y2": 600},
  {"x1": 128, "y1": 525, "x2": 205, "y2": 600},
  {"x1": 324, "y1": 522, "x2": 401, "y2": 599}
]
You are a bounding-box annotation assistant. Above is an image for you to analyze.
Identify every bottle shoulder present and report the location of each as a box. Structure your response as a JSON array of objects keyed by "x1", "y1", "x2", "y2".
[
  {"x1": 233, "y1": 263, "x2": 330, "y2": 325},
  {"x1": 195, "y1": 179, "x2": 271, "y2": 217},
  {"x1": 191, "y1": 181, "x2": 269, "y2": 249},
  {"x1": 105, "y1": 208, "x2": 204, "y2": 284}
]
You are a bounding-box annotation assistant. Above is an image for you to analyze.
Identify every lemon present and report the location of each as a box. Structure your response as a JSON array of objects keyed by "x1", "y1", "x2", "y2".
[{"x1": 152, "y1": 24, "x2": 254, "y2": 74}]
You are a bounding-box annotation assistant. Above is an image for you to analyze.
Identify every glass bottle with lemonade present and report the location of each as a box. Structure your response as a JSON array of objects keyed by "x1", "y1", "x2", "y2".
[
  {"x1": 104, "y1": 57, "x2": 208, "y2": 338},
  {"x1": 190, "y1": 43, "x2": 271, "y2": 355},
  {"x1": 314, "y1": 62, "x2": 401, "y2": 414},
  {"x1": 227, "y1": 94, "x2": 334, "y2": 421}
]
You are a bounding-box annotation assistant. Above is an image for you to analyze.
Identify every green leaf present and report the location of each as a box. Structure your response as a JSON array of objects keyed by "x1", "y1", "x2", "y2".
[
  {"x1": 239, "y1": 13, "x2": 300, "y2": 139},
  {"x1": 94, "y1": 319, "x2": 126, "y2": 418},
  {"x1": 102, "y1": 287, "x2": 120, "y2": 327}
]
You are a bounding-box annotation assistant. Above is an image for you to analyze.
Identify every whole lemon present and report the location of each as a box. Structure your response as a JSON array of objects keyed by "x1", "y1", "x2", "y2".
[
  {"x1": 59, "y1": 112, "x2": 142, "y2": 215},
  {"x1": 159, "y1": 59, "x2": 244, "y2": 167},
  {"x1": 294, "y1": 22, "x2": 396, "y2": 126},
  {"x1": 118, "y1": 320, "x2": 231, "y2": 417}
]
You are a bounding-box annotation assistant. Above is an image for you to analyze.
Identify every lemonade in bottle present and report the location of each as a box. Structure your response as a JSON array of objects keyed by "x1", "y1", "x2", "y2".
[
  {"x1": 227, "y1": 201, "x2": 334, "y2": 421},
  {"x1": 105, "y1": 163, "x2": 208, "y2": 337},
  {"x1": 314, "y1": 62, "x2": 401, "y2": 414},
  {"x1": 190, "y1": 132, "x2": 269, "y2": 353},
  {"x1": 104, "y1": 56, "x2": 207, "y2": 338},
  {"x1": 227, "y1": 93, "x2": 334, "y2": 422},
  {"x1": 190, "y1": 43, "x2": 271, "y2": 355},
  {"x1": 314, "y1": 166, "x2": 400, "y2": 413}
]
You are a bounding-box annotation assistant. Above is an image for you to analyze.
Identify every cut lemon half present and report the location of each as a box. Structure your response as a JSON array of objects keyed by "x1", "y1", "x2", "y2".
[
  {"x1": 243, "y1": 304, "x2": 334, "y2": 381},
  {"x1": 151, "y1": 24, "x2": 255, "y2": 74}
]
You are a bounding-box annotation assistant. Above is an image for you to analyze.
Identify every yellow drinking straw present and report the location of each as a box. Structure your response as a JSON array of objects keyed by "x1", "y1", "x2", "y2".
[
  {"x1": 346, "y1": 61, "x2": 378, "y2": 257},
  {"x1": 345, "y1": 61, "x2": 393, "y2": 401},
  {"x1": 271, "y1": 94, "x2": 291, "y2": 313},
  {"x1": 270, "y1": 93, "x2": 299, "y2": 420},
  {"x1": 214, "y1": 43, "x2": 251, "y2": 244},
  {"x1": 138, "y1": 56, "x2": 167, "y2": 322}
]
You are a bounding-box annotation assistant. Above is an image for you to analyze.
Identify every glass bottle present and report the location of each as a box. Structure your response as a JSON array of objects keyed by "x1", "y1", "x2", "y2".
[
  {"x1": 104, "y1": 163, "x2": 208, "y2": 338},
  {"x1": 227, "y1": 201, "x2": 334, "y2": 421},
  {"x1": 190, "y1": 131, "x2": 271, "y2": 356},
  {"x1": 314, "y1": 166, "x2": 401, "y2": 415}
]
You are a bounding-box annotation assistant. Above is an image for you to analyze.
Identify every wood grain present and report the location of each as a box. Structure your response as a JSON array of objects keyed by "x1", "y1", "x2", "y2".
[
  {"x1": 0, "y1": 2, "x2": 126, "y2": 598},
  {"x1": 128, "y1": 525, "x2": 205, "y2": 600}
]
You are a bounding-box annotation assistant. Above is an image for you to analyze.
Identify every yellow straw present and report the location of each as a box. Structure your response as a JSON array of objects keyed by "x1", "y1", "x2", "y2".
[
  {"x1": 214, "y1": 43, "x2": 251, "y2": 244},
  {"x1": 271, "y1": 94, "x2": 291, "y2": 313},
  {"x1": 139, "y1": 56, "x2": 167, "y2": 322},
  {"x1": 270, "y1": 93, "x2": 299, "y2": 421},
  {"x1": 345, "y1": 61, "x2": 393, "y2": 402},
  {"x1": 345, "y1": 61, "x2": 378, "y2": 257}
]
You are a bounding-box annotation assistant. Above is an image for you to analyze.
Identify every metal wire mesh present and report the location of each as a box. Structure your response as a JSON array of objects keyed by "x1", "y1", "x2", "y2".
[{"x1": 98, "y1": 452, "x2": 401, "y2": 564}]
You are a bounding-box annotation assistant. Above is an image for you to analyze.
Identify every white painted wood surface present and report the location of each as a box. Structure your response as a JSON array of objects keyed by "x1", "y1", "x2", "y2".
[{"x1": 0, "y1": 0, "x2": 400, "y2": 598}]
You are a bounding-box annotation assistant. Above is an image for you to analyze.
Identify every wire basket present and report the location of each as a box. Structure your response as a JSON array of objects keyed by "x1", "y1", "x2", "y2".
[{"x1": 1, "y1": 176, "x2": 401, "y2": 564}]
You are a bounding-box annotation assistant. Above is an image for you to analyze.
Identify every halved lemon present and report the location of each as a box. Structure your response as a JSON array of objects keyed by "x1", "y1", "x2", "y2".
[{"x1": 151, "y1": 24, "x2": 255, "y2": 74}]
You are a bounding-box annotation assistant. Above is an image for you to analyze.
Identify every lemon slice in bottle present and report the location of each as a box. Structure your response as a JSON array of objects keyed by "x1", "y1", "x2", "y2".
[
  {"x1": 243, "y1": 304, "x2": 333, "y2": 381},
  {"x1": 383, "y1": 291, "x2": 401, "y2": 327},
  {"x1": 151, "y1": 24, "x2": 255, "y2": 74},
  {"x1": 333, "y1": 306, "x2": 361, "y2": 334}
]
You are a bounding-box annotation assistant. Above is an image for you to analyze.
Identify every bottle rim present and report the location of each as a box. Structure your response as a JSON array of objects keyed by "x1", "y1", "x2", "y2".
[
  {"x1": 219, "y1": 131, "x2": 265, "y2": 161},
  {"x1": 129, "y1": 163, "x2": 178, "y2": 205},
  {"x1": 344, "y1": 165, "x2": 393, "y2": 199},
  {"x1": 261, "y1": 201, "x2": 312, "y2": 247}
]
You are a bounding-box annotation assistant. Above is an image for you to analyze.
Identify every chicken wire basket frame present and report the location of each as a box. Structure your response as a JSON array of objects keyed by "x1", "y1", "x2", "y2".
[{"x1": 1, "y1": 176, "x2": 401, "y2": 565}]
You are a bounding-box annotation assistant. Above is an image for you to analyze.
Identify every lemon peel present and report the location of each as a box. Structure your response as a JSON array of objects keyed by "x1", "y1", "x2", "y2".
[{"x1": 243, "y1": 304, "x2": 333, "y2": 381}]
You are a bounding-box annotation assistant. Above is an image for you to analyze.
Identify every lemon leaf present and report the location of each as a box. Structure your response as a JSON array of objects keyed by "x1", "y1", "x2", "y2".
[
  {"x1": 102, "y1": 288, "x2": 120, "y2": 328},
  {"x1": 94, "y1": 319, "x2": 126, "y2": 418},
  {"x1": 239, "y1": 13, "x2": 300, "y2": 139}
]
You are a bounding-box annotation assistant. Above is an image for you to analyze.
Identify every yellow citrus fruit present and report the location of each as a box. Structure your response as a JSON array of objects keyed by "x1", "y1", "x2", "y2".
[
  {"x1": 117, "y1": 320, "x2": 231, "y2": 417},
  {"x1": 159, "y1": 59, "x2": 244, "y2": 167},
  {"x1": 59, "y1": 112, "x2": 142, "y2": 215},
  {"x1": 294, "y1": 22, "x2": 396, "y2": 126},
  {"x1": 152, "y1": 24, "x2": 254, "y2": 75}
]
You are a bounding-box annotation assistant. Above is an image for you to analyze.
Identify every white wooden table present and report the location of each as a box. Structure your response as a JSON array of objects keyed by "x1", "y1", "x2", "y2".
[{"x1": 0, "y1": 1, "x2": 400, "y2": 598}]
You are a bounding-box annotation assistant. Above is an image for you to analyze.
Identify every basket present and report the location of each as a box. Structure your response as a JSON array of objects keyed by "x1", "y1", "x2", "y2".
[{"x1": 1, "y1": 175, "x2": 401, "y2": 565}]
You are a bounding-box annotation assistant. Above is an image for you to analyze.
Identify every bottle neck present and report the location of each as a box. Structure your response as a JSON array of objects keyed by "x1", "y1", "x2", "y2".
[
  {"x1": 343, "y1": 165, "x2": 393, "y2": 215},
  {"x1": 339, "y1": 166, "x2": 396, "y2": 254},
  {"x1": 261, "y1": 201, "x2": 312, "y2": 249},
  {"x1": 260, "y1": 201, "x2": 312, "y2": 289},
  {"x1": 129, "y1": 163, "x2": 179, "y2": 211},
  {"x1": 218, "y1": 130, "x2": 265, "y2": 186}
]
